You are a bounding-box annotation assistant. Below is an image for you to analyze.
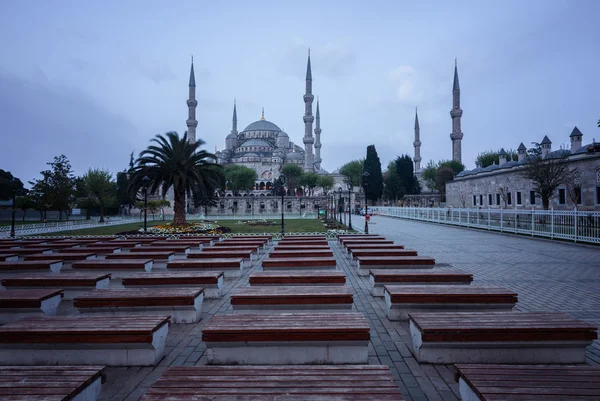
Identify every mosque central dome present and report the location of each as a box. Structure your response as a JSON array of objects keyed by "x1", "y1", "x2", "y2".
[{"x1": 242, "y1": 119, "x2": 282, "y2": 132}]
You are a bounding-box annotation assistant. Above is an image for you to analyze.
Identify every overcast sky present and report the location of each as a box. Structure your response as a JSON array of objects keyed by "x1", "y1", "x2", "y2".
[{"x1": 1, "y1": 0, "x2": 599, "y2": 185}]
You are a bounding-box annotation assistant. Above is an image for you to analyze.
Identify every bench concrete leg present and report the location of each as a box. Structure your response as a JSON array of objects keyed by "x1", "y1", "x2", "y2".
[
  {"x1": 78, "y1": 294, "x2": 203, "y2": 324},
  {"x1": 0, "y1": 294, "x2": 62, "y2": 324},
  {"x1": 206, "y1": 341, "x2": 368, "y2": 365},
  {"x1": 0, "y1": 323, "x2": 168, "y2": 366},
  {"x1": 71, "y1": 375, "x2": 103, "y2": 401},
  {"x1": 49, "y1": 261, "x2": 63, "y2": 273},
  {"x1": 409, "y1": 320, "x2": 590, "y2": 364},
  {"x1": 458, "y1": 378, "x2": 482, "y2": 401}
]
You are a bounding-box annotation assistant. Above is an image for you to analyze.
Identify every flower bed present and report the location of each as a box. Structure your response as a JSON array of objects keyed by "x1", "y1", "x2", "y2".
[
  {"x1": 237, "y1": 219, "x2": 277, "y2": 227},
  {"x1": 116, "y1": 222, "x2": 231, "y2": 236}
]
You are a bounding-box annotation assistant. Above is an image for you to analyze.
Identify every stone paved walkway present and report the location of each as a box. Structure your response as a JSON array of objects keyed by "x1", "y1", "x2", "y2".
[{"x1": 91, "y1": 215, "x2": 600, "y2": 401}]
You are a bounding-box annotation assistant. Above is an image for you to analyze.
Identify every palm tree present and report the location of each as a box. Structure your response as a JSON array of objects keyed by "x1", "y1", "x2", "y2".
[
  {"x1": 83, "y1": 168, "x2": 114, "y2": 222},
  {"x1": 130, "y1": 132, "x2": 223, "y2": 226}
]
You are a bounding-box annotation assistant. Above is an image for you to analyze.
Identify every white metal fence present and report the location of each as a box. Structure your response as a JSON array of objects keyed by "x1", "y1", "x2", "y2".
[
  {"x1": 0, "y1": 217, "x2": 138, "y2": 237},
  {"x1": 370, "y1": 207, "x2": 600, "y2": 245},
  {"x1": 189, "y1": 213, "x2": 318, "y2": 220}
]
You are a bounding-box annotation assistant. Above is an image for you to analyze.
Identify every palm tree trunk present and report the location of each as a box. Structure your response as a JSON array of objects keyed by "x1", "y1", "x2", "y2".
[
  {"x1": 173, "y1": 185, "x2": 187, "y2": 226},
  {"x1": 99, "y1": 203, "x2": 105, "y2": 223}
]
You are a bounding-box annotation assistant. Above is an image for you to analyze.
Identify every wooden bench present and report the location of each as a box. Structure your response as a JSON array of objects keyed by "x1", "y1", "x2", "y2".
[
  {"x1": 369, "y1": 269, "x2": 473, "y2": 296},
  {"x1": 118, "y1": 271, "x2": 224, "y2": 298},
  {"x1": 59, "y1": 246, "x2": 121, "y2": 254},
  {"x1": 356, "y1": 256, "x2": 435, "y2": 275},
  {"x1": 213, "y1": 242, "x2": 265, "y2": 253},
  {"x1": 275, "y1": 244, "x2": 331, "y2": 250},
  {"x1": 149, "y1": 240, "x2": 204, "y2": 250},
  {"x1": 268, "y1": 249, "x2": 334, "y2": 258},
  {"x1": 92, "y1": 241, "x2": 141, "y2": 249},
  {"x1": 262, "y1": 257, "x2": 337, "y2": 271},
  {"x1": 409, "y1": 311, "x2": 598, "y2": 364},
  {"x1": 167, "y1": 258, "x2": 244, "y2": 278},
  {"x1": 455, "y1": 364, "x2": 600, "y2": 401},
  {"x1": 71, "y1": 259, "x2": 153, "y2": 277},
  {"x1": 343, "y1": 241, "x2": 395, "y2": 250},
  {"x1": 74, "y1": 288, "x2": 204, "y2": 323},
  {"x1": 385, "y1": 285, "x2": 518, "y2": 321},
  {"x1": 132, "y1": 244, "x2": 191, "y2": 254},
  {"x1": 2, "y1": 272, "x2": 111, "y2": 300},
  {"x1": 0, "y1": 253, "x2": 19, "y2": 262},
  {"x1": 25, "y1": 252, "x2": 98, "y2": 261},
  {"x1": 207, "y1": 245, "x2": 262, "y2": 256},
  {"x1": 202, "y1": 312, "x2": 370, "y2": 364},
  {"x1": 112, "y1": 238, "x2": 158, "y2": 245},
  {"x1": 283, "y1": 235, "x2": 327, "y2": 240},
  {"x1": 106, "y1": 251, "x2": 174, "y2": 268},
  {"x1": 279, "y1": 239, "x2": 329, "y2": 245},
  {"x1": 339, "y1": 236, "x2": 386, "y2": 243},
  {"x1": 13, "y1": 248, "x2": 54, "y2": 255},
  {"x1": 351, "y1": 249, "x2": 418, "y2": 259},
  {"x1": 230, "y1": 286, "x2": 354, "y2": 313},
  {"x1": 188, "y1": 249, "x2": 254, "y2": 266},
  {"x1": 249, "y1": 270, "x2": 346, "y2": 286},
  {"x1": 0, "y1": 288, "x2": 63, "y2": 323},
  {"x1": 0, "y1": 260, "x2": 63, "y2": 273},
  {"x1": 346, "y1": 243, "x2": 405, "y2": 253},
  {"x1": 0, "y1": 365, "x2": 106, "y2": 401},
  {"x1": 0, "y1": 315, "x2": 170, "y2": 366},
  {"x1": 139, "y1": 365, "x2": 405, "y2": 401}
]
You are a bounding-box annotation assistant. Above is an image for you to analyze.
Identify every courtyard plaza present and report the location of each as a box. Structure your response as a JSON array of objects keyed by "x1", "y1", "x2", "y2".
[{"x1": 47, "y1": 215, "x2": 600, "y2": 401}]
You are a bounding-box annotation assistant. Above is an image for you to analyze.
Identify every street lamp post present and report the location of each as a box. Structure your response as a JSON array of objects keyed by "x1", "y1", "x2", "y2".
[
  {"x1": 279, "y1": 174, "x2": 286, "y2": 236},
  {"x1": 142, "y1": 176, "x2": 150, "y2": 233},
  {"x1": 347, "y1": 181, "x2": 353, "y2": 231},
  {"x1": 338, "y1": 187, "x2": 343, "y2": 227},
  {"x1": 362, "y1": 171, "x2": 370, "y2": 234}
]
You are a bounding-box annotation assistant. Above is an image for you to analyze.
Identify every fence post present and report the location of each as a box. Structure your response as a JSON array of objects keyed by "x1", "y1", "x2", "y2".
[
  {"x1": 574, "y1": 207, "x2": 578, "y2": 243},
  {"x1": 550, "y1": 208, "x2": 554, "y2": 239},
  {"x1": 531, "y1": 208, "x2": 534, "y2": 236},
  {"x1": 488, "y1": 209, "x2": 491, "y2": 230},
  {"x1": 500, "y1": 208, "x2": 503, "y2": 232}
]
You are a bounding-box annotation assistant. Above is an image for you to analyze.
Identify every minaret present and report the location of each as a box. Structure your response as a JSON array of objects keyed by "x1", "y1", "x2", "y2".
[
  {"x1": 231, "y1": 99, "x2": 238, "y2": 135},
  {"x1": 413, "y1": 107, "x2": 422, "y2": 171},
  {"x1": 449, "y1": 59, "x2": 463, "y2": 162},
  {"x1": 186, "y1": 56, "x2": 198, "y2": 144},
  {"x1": 303, "y1": 49, "x2": 315, "y2": 172},
  {"x1": 314, "y1": 99, "x2": 322, "y2": 171}
]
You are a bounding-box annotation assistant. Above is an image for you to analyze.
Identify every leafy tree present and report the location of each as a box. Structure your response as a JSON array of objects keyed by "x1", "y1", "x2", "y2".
[
  {"x1": 395, "y1": 154, "x2": 420, "y2": 195},
  {"x1": 519, "y1": 143, "x2": 575, "y2": 210},
  {"x1": 476, "y1": 149, "x2": 518, "y2": 168},
  {"x1": 83, "y1": 168, "x2": 114, "y2": 223},
  {"x1": 438, "y1": 159, "x2": 465, "y2": 175},
  {"x1": 116, "y1": 171, "x2": 135, "y2": 215},
  {"x1": 421, "y1": 161, "x2": 438, "y2": 192},
  {"x1": 383, "y1": 161, "x2": 403, "y2": 201},
  {"x1": 363, "y1": 145, "x2": 383, "y2": 203},
  {"x1": 0, "y1": 170, "x2": 23, "y2": 201},
  {"x1": 224, "y1": 165, "x2": 257, "y2": 194},
  {"x1": 28, "y1": 170, "x2": 52, "y2": 220},
  {"x1": 74, "y1": 177, "x2": 97, "y2": 220},
  {"x1": 15, "y1": 195, "x2": 36, "y2": 221},
  {"x1": 29, "y1": 155, "x2": 76, "y2": 220},
  {"x1": 435, "y1": 166, "x2": 455, "y2": 201},
  {"x1": 281, "y1": 163, "x2": 303, "y2": 195},
  {"x1": 129, "y1": 132, "x2": 224, "y2": 226},
  {"x1": 339, "y1": 159, "x2": 364, "y2": 186},
  {"x1": 317, "y1": 175, "x2": 335, "y2": 195},
  {"x1": 299, "y1": 172, "x2": 319, "y2": 196}
]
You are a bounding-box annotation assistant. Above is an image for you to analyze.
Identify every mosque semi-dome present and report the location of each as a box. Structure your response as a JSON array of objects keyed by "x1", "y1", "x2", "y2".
[
  {"x1": 243, "y1": 120, "x2": 282, "y2": 132},
  {"x1": 241, "y1": 139, "x2": 273, "y2": 148}
]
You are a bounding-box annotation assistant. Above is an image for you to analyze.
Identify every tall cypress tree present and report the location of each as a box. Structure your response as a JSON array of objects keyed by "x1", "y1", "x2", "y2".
[
  {"x1": 363, "y1": 145, "x2": 383, "y2": 203},
  {"x1": 395, "y1": 154, "x2": 420, "y2": 195}
]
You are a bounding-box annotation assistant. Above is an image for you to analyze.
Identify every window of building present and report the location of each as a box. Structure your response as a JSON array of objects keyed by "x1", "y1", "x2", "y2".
[
  {"x1": 558, "y1": 188, "x2": 566, "y2": 204},
  {"x1": 516, "y1": 191, "x2": 522, "y2": 205},
  {"x1": 287, "y1": 202, "x2": 292, "y2": 210},
  {"x1": 488, "y1": 194, "x2": 493, "y2": 206},
  {"x1": 507, "y1": 192, "x2": 512, "y2": 205},
  {"x1": 472, "y1": 195, "x2": 477, "y2": 206},
  {"x1": 220, "y1": 202, "x2": 224, "y2": 209},
  {"x1": 479, "y1": 194, "x2": 483, "y2": 206},
  {"x1": 596, "y1": 187, "x2": 600, "y2": 205},
  {"x1": 300, "y1": 203, "x2": 306, "y2": 209},
  {"x1": 496, "y1": 193, "x2": 501, "y2": 206},
  {"x1": 260, "y1": 203, "x2": 265, "y2": 210},
  {"x1": 530, "y1": 191, "x2": 536, "y2": 205},
  {"x1": 233, "y1": 201, "x2": 238, "y2": 209}
]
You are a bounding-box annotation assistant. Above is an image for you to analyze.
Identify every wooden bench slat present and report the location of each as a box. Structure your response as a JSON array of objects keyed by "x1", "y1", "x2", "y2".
[
  {"x1": 249, "y1": 271, "x2": 346, "y2": 285},
  {"x1": 1, "y1": 273, "x2": 110, "y2": 287}
]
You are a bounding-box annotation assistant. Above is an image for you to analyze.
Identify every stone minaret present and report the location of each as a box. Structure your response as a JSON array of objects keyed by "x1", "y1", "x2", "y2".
[
  {"x1": 413, "y1": 107, "x2": 422, "y2": 171},
  {"x1": 314, "y1": 99, "x2": 322, "y2": 171},
  {"x1": 186, "y1": 56, "x2": 198, "y2": 144},
  {"x1": 303, "y1": 49, "x2": 315, "y2": 172},
  {"x1": 449, "y1": 59, "x2": 463, "y2": 162},
  {"x1": 231, "y1": 99, "x2": 238, "y2": 135}
]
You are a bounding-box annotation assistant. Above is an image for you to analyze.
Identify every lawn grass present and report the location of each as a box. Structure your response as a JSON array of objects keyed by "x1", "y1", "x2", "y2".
[{"x1": 38, "y1": 218, "x2": 327, "y2": 236}]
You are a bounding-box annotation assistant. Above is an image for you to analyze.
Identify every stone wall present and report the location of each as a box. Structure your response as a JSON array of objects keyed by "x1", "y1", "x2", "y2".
[{"x1": 446, "y1": 154, "x2": 600, "y2": 210}]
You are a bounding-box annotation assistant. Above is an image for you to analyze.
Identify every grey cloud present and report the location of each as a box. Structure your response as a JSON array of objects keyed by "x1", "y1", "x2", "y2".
[
  {"x1": 0, "y1": 70, "x2": 138, "y2": 183},
  {"x1": 278, "y1": 40, "x2": 357, "y2": 80},
  {"x1": 130, "y1": 57, "x2": 176, "y2": 85}
]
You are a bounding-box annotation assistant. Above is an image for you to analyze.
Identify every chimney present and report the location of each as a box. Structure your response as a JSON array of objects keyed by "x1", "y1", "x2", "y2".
[{"x1": 498, "y1": 148, "x2": 507, "y2": 165}]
